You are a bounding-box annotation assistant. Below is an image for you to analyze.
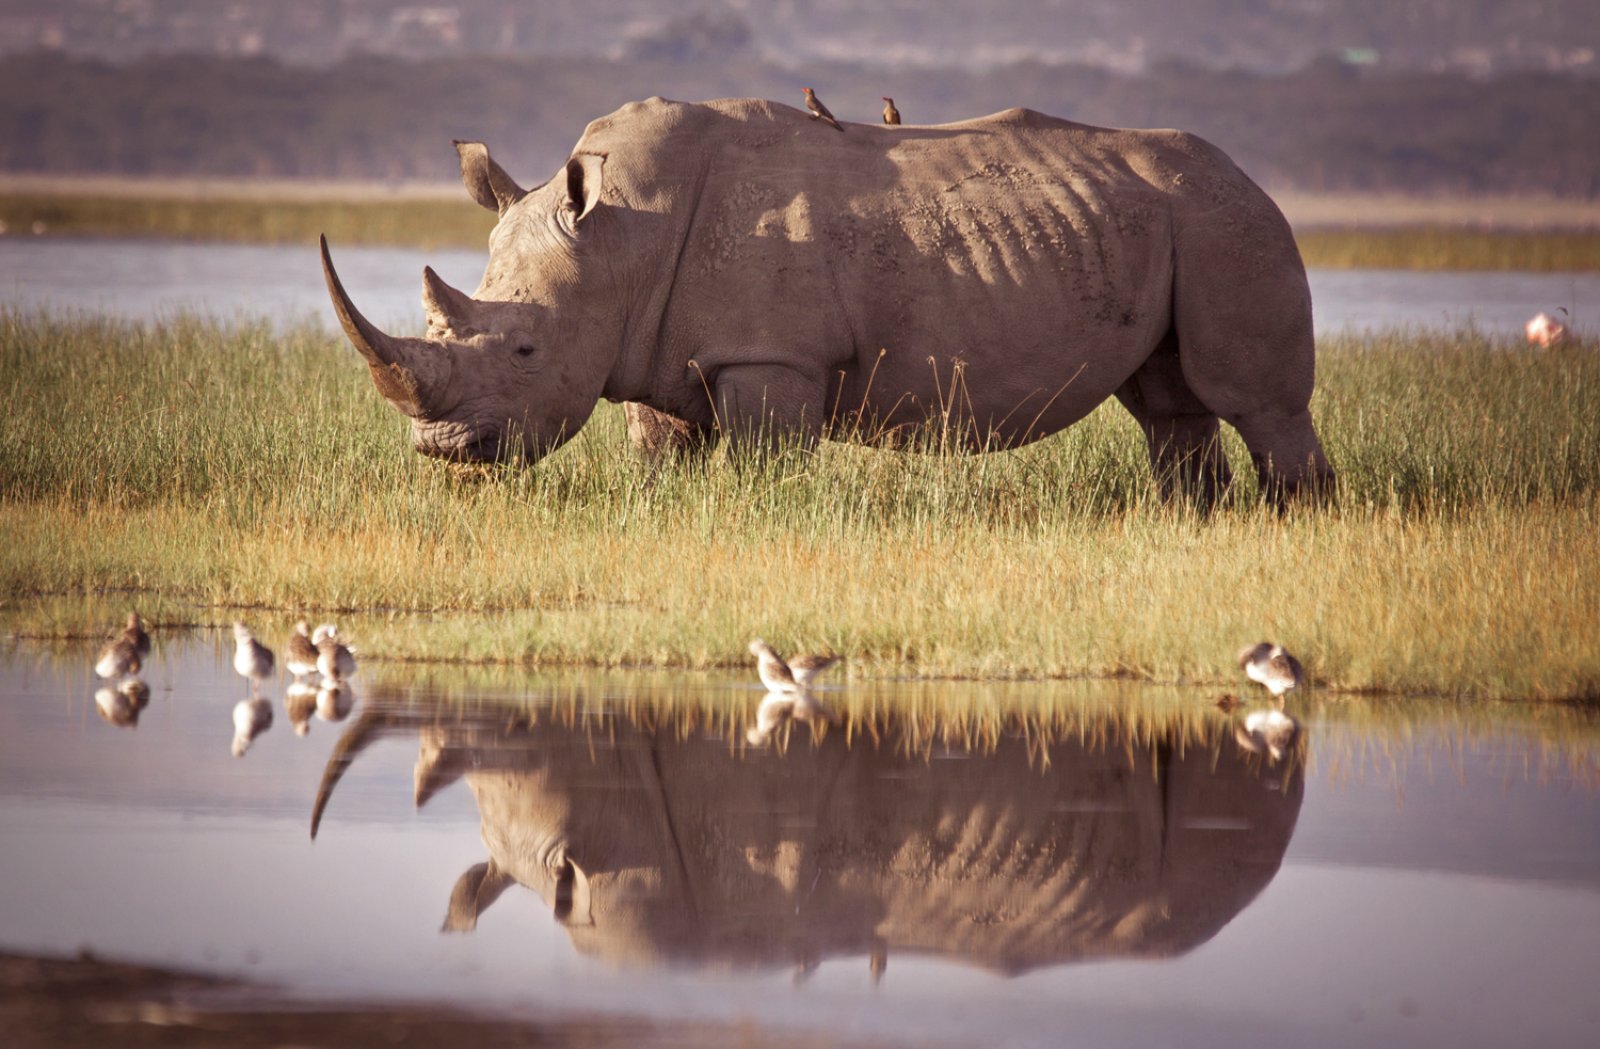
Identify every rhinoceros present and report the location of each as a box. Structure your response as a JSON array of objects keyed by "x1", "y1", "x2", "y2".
[
  {"x1": 311, "y1": 697, "x2": 1304, "y2": 974},
  {"x1": 322, "y1": 97, "x2": 1334, "y2": 502}
]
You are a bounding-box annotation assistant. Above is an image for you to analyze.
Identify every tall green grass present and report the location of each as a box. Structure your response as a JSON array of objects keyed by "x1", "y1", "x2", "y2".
[{"x1": 1, "y1": 313, "x2": 1597, "y2": 699}]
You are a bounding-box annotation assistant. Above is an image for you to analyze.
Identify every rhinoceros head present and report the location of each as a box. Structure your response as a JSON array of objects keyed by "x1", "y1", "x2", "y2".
[{"x1": 322, "y1": 142, "x2": 617, "y2": 463}]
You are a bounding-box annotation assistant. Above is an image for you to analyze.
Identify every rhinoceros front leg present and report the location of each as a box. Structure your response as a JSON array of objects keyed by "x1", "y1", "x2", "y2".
[
  {"x1": 623, "y1": 403, "x2": 716, "y2": 462},
  {"x1": 712, "y1": 364, "x2": 824, "y2": 457}
]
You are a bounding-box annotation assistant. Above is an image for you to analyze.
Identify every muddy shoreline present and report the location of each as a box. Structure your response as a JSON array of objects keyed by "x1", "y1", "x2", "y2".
[{"x1": 0, "y1": 951, "x2": 871, "y2": 1049}]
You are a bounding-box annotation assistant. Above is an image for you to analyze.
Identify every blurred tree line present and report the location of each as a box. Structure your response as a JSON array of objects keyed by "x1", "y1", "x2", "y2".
[{"x1": 1, "y1": 49, "x2": 1595, "y2": 196}]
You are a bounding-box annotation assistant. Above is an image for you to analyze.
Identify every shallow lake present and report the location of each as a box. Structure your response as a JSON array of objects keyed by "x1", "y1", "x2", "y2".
[
  {"x1": 0, "y1": 236, "x2": 1595, "y2": 336},
  {"x1": 2, "y1": 629, "x2": 1598, "y2": 1048}
]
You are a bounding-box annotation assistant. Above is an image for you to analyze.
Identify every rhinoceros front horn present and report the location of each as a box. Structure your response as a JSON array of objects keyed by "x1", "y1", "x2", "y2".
[{"x1": 320, "y1": 234, "x2": 446, "y2": 418}]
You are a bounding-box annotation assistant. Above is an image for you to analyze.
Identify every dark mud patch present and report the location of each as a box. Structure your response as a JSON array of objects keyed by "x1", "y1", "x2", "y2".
[{"x1": 0, "y1": 952, "x2": 881, "y2": 1049}]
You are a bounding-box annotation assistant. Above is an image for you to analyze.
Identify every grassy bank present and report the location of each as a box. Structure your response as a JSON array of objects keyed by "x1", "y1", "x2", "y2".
[
  {"x1": 1, "y1": 313, "x2": 1597, "y2": 699},
  {"x1": 3, "y1": 189, "x2": 1599, "y2": 270}
]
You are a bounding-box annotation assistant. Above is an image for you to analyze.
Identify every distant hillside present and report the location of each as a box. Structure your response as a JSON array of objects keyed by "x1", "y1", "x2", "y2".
[
  {"x1": 2, "y1": 0, "x2": 1596, "y2": 77},
  {"x1": 1, "y1": 50, "x2": 1596, "y2": 197}
]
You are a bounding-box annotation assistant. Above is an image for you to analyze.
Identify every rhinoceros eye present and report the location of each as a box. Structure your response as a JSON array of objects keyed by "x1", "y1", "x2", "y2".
[{"x1": 515, "y1": 344, "x2": 536, "y2": 357}]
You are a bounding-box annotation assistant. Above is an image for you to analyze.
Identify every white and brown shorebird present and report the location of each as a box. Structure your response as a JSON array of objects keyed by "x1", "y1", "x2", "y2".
[
  {"x1": 748, "y1": 639, "x2": 841, "y2": 694},
  {"x1": 121, "y1": 612, "x2": 151, "y2": 658},
  {"x1": 313, "y1": 623, "x2": 357, "y2": 682},
  {"x1": 231, "y1": 697, "x2": 273, "y2": 756},
  {"x1": 285, "y1": 621, "x2": 319, "y2": 680},
  {"x1": 1526, "y1": 308, "x2": 1569, "y2": 349},
  {"x1": 232, "y1": 622, "x2": 275, "y2": 698},
  {"x1": 881, "y1": 96, "x2": 901, "y2": 125},
  {"x1": 1237, "y1": 642, "x2": 1304, "y2": 697},
  {"x1": 802, "y1": 87, "x2": 844, "y2": 131},
  {"x1": 95, "y1": 611, "x2": 150, "y2": 679},
  {"x1": 94, "y1": 634, "x2": 142, "y2": 680}
]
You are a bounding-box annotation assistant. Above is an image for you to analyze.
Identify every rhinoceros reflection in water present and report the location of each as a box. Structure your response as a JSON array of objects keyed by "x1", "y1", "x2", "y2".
[{"x1": 312, "y1": 703, "x2": 1303, "y2": 976}]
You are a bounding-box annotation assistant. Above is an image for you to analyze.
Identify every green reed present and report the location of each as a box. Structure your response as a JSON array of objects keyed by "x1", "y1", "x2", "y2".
[{"x1": 1, "y1": 313, "x2": 1597, "y2": 699}]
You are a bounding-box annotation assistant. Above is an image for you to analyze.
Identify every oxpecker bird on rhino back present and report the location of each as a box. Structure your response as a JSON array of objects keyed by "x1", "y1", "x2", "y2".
[{"x1": 321, "y1": 97, "x2": 1334, "y2": 504}]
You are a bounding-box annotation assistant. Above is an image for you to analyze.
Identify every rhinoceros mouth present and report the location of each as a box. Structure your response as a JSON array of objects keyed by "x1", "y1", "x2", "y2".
[{"x1": 413, "y1": 423, "x2": 503, "y2": 463}]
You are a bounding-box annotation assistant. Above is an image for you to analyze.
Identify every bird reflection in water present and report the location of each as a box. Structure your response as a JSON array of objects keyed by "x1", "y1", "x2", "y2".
[
  {"x1": 94, "y1": 678, "x2": 151, "y2": 729},
  {"x1": 309, "y1": 692, "x2": 1306, "y2": 983},
  {"x1": 285, "y1": 681, "x2": 318, "y2": 736},
  {"x1": 316, "y1": 681, "x2": 355, "y2": 723},
  {"x1": 91, "y1": 611, "x2": 153, "y2": 730},
  {"x1": 747, "y1": 690, "x2": 841, "y2": 747},
  {"x1": 231, "y1": 698, "x2": 273, "y2": 756}
]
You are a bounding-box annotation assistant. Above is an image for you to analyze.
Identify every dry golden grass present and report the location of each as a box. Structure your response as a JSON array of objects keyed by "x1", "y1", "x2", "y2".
[{"x1": 2, "y1": 315, "x2": 1597, "y2": 700}]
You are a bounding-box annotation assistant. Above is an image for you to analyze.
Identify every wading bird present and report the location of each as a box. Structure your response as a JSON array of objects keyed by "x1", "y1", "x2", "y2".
[
  {"x1": 1237, "y1": 642, "x2": 1303, "y2": 697},
  {"x1": 1526, "y1": 308, "x2": 1569, "y2": 348},
  {"x1": 232, "y1": 623, "x2": 275, "y2": 698},
  {"x1": 285, "y1": 621, "x2": 319, "y2": 680},
  {"x1": 314, "y1": 624, "x2": 357, "y2": 682}
]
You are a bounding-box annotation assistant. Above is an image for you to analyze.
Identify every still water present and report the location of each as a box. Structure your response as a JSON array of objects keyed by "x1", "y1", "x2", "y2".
[
  {"x1": 0, "y1": 236, "x2": 1595, "y2": 335},
  {"x1": 2, "y1": 631, "x2": 1597, "y2": 1048}
]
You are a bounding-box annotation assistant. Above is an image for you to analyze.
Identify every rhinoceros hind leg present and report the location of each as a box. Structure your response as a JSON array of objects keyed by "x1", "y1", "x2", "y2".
[
  {"x1": 1229, "y1": 408, "x2": 1336, "y2": 507},
  {"x1": 1115, "y1": 330, "x2": 1234, "y2": 510},
  {"x1": 624, "y1": 403, "x2": 716, "y2": 462},
  {"x1": 1168, "y1": 204, "x2": 1334, "y2": 507}
]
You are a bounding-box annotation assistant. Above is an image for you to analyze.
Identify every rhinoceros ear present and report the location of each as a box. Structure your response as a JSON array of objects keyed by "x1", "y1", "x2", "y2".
[
  {"x1": 563, "y1": 153, "x2": 605, "y2": 230},
  {"x1": 454, "y1": 139, "x2": 525, "y2": 214},
  {"x1": 552, "y1": 858, "x2": 593, "y2": 927}
]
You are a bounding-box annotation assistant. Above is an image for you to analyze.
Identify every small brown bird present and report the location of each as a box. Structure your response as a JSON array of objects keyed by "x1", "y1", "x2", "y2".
[
  {"x1": 881, "y1": 96, "x2": 901, "y2": 125},
  {"x1": 1238, "y1": 642, "x2": 1304, "y2": 697},
  {"x1": 94, "y1": 635, "x2": 142, "y2": 680},
  {"x1": 749, "y1": 639, "x2": 801, "y2": 694},
  {"x1": 748, "y1": 639, "x2": 841, "y2": 694},
  {"x1": 802, "y1": 87, "x2": 843, "y2": 131},
  {"x1": 232, "y1": 622, "x2": 275, "y2": 699},
  {"x1": 95, "y1": 612, "x2": 150, "y2": 679},
  {"x1": 121, "y1": 612, "x2": 151, "y2": 658},
  {"x1": 316, "y1": 634, "x2": 357, "y2": 683},
  {"x1": 285, "y1": 621, "x2": 319, "y2": 680},
  {"x1": 789, "y1": 652, "x2": 842, "y2": 688}
]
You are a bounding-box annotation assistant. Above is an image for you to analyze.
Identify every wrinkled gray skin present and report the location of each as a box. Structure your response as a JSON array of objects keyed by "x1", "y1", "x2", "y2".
[
  {"x1": 311, "y1": 702, "x2": 1303, "y2": 973},
  {"x1": 323, "y1": 98, "x2": 1333, "y2": 502}
]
